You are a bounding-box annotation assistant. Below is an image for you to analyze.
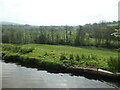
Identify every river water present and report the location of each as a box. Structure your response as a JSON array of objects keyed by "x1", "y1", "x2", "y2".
[{"x1": 1, "y1": 60, "x2": 120, "y2": 88}]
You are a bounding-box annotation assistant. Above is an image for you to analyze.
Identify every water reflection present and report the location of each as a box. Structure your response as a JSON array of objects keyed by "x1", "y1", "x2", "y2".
[{"x1": 1, "y1": 61, "x2": 120, "y2": 88}]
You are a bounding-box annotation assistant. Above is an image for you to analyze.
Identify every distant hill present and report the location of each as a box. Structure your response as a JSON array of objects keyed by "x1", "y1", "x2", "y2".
[
  {"x1": 0, "y1": 21, "x2": 39, "y2": 27},
  {"x1": 0, "y1": 21, "x2": 19, "y2": 25}
]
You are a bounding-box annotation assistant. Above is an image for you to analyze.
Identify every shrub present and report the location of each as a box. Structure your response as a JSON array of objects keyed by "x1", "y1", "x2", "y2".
[
  {"x1": 63, "y1": 60, "x2": 69, "y2": 66},
  {"x1": 108, "y1": 56, "x2": 120, "y2": 73},
  {"x1": 2, "y1": 51, "x2": 7, "y2": 57},
  {"x1": 91, "y1": 54, "x2": 97, "y2": 60},
  {"x1": 28, "y1": 57, "x2": 40, "y2": 64},
  {"x1": 75, "y1": 54, "x2": 80, "y2": 61},
  {"x1": 60, "y1": 53, "x2": 67, "y2": 60},
  {"x1": 39, "y1": 60, "x2": 63, "y2": 70},
  {"x1": 2, "y1": 44, "x2": 34, "y2": 54},
  {"x1": 87, "y1": 55, "x2": 91, "y2": 60},
  {"x1": 69, "y1": 59, "x2": 75, "y2": 66},
  {"x1": 86, "y1": 61, "x2": 98, "y2": 68},
  {"x1": 3, "y1": 44, "x2": 21, "y2": 52},
  {"x1": 81, "y1": 54, "x2": 86, "y2": 59},
  {"x1": 69, "y1": 54, "x2": 74, "y2": 60},
  {"x1": 19, "y1": 47, "x2": 34, "y2": 54},
  {"x1": 3, "y1": 53, "x2": 21, "y2": 62},
  {"x1": 44, "y1": 52, "x2": 48, "y2": 56}
]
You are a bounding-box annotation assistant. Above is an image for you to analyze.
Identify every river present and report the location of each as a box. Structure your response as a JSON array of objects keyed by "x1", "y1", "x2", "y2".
[{"x1": 1, "y1": 60, "x2": 120, "y2": 88}]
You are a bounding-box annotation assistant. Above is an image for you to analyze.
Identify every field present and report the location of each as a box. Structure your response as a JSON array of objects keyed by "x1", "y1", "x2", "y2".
[
  {"x1": 107, "y1": 24, "x2": 118, "y2": 26},
  {"x1": 2, "y1": 43, "x2": 119, "y2": 72}
]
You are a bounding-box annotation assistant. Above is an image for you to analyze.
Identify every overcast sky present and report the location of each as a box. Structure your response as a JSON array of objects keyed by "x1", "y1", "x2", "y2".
[{"x1": 0, "y1": 0, "x2": 119, "y2": 26}]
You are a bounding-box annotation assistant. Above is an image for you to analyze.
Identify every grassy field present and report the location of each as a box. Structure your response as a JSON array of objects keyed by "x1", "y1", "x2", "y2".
[
  {"x1": 21, "y1": 44, "x2": 117, "y2": 58},
  {"x1": 2, "y1": 43, "x2": 119, "y2": 72},
  {"x1": 107, "y1": 24, "x2": 118, "y2": 26}
]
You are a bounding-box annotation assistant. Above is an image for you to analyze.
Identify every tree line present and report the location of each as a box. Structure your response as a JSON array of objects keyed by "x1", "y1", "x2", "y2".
[{"x1": 2, "y1": 21, "x2": 119, "y2": 49}]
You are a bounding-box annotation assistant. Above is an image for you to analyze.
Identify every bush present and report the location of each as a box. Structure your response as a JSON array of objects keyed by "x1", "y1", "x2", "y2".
[
  {"x1": 3, "y1": 44, "x2": 21, "y2": 52},
  {"x1": 63, "y1": 60, "x2": 70, "y2": 66},
  {"x1": 117, "y1": 48, "x2": 120, "y2": 52},
  {"x1": 87, "y1": 55, "x2": 91, "y2": 60},
  {"x1": 3, "y1": 53, "x2": 21, "y2": 62},
  {"x1": 44, "y1": 52, "x2": 48, "y2": 56},
  {"x1": 19, "y1": 47, "x2": 34, "y2": 54},
  {"x1": 60, "y1": 53, "x2": 67, "y2": 60},
  {"x1": 28, "y1": 57, "x2": 40, "y2": 64},
  {"x1": 69, "y1": 54, "x2": 74, "y2": 60},
  {"x1": 2, "y1": 51, "x2": 8, "y2": 57},
  {"x1": 108, "y1": 56, "x2": 120, "y2": 73},
  {"x1": 75, "y1": 54, "x2": 80, "y2": 61},
  {"x1": 3, "y1": 44, "x2": 34, "y2": 54},
  {"x1": 69, "y1": 59, "x2": 75, "y2": 66},
  {"x1": 39, "y1": 60, "x2": 63, "y2": 70},
  {"x1": 81, "y1": 54, "x2": 86, "y2": 59},
  {"x1": 91, "y1": 54, "x2": 97, "y2": 60},
  {"x1": 86, "y1": 61, "x2": 98, "y2": 68}
]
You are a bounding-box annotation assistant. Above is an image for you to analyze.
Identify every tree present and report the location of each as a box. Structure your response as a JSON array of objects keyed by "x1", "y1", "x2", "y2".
[{"x1": 74, "y1": 26, "x2": 85, "y2": 46}]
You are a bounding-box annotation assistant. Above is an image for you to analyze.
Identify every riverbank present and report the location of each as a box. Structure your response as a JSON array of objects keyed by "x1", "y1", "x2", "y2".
[{"x1": 1, "y1": 43, "x2": 120, "y2": 82}]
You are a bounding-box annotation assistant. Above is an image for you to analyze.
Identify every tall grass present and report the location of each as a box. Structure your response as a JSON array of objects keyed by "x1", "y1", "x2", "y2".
[
  {"x1": 2, "y1": 44, "x2": 34, "y2": 54},
  {"x1": 2, "y1": 43, "x2": 119, "y2": 73},
  {"x1": 108, "y1": 56, "x2": 120, "y2": 73}
]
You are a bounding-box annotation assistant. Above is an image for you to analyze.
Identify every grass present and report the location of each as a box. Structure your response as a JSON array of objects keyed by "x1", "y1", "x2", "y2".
[
  {"x1": 2, "y1": 43, "x2": 119, "y2": 72},
  {"x1": 107, "y1": 24, "x2": 118, "y2": 26},
  {"x1": 21, "y1": 44, "x2": 117, "y2": 58}
]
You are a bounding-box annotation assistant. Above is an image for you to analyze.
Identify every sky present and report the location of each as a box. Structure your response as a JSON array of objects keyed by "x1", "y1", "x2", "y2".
[{"x1": 0, "y1": 0, "x2": 119, "y2": 26}]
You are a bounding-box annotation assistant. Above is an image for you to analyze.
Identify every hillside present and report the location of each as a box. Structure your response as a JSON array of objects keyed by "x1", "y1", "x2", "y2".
[{"x1": 0, "y1": 21, "x2": 19, "y2": 25}]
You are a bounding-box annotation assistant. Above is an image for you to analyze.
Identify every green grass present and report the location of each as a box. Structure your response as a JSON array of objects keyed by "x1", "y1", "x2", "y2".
[
  {"x1": 2, "y1": 43, "x2": 119, "y2": 72},
  {"x1": 107, "y1": 24, "x2": 118, "y2": 26},
  {"x1": 21, "y1": 44, "x2": 117, "y2": 58}
]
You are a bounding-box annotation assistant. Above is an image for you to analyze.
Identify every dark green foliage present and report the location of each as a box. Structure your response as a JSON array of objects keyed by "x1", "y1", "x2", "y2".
[
  {"x1": 63, "y1": 60, "x2": 70, "y2": 67},
  {"x1": 2, "y1": 43, "x2": 119, "y2": 73},
  {"x1": 117, "y1": 48, "x2": 120, "y2": 52},
  {"x1": 2, "y1": 51, "x2": 7, "y2": 57},
  {"x1": 39, "y1": 60, "x2": 64, "y2": 70},
  {"x1": 86, "y1": 61, "x2": 98, "y2": 68},
  {"x1": 2, "y1": 44, "x2": 34, "y2": 54},
  {"x1": 81, "y1": 54, "x2": 86, "y2": 59},
  {"x1": 19, "y1": 47, "x2": 34, "y2": 54},
  {"x1": 108, "y1": 57, "x2": 120, "y2": 72},
  {"x1": 44, "y1": 52, "x2": 48, "y2": 56},
  {"x1": 87, "y1": 55, "x2": 91, "y2": 60},
  {"x1": 27, "y1": 57, "x2": 40, "y2": 64},
  {"x1": 75, "y1": 54, "x2": 80, "y2": 61},
  {"x1": 69, "y1": 54, "x2": 74, "y2": 60},
  {"x1": 91, "y1": 54, "x2": 97, "y2": 60},
  {"x1": 3, "y1": 44, "x2": 21, "y2": 52},
  {"x1": 3, "y1": 53, "x2": 21, "y2": 62},
  {"x1": 2, "y1": 22, "x2": 119, "y2": 49},
  {"x1": 60, "y1": 53, "x2": 67, "y2": 60}
]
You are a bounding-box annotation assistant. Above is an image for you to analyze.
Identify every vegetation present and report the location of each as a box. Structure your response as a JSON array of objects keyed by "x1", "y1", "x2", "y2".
[
  {"x1": 1, "y1": 20, "x2": 120, "y2": 73},
  {"x1": 108, "y1": 56, "x2": 120, "y2": 73},
  {"x1": 2, "y1": 43, "x2": 119, "y2": 73},
  {"x1": 2, "y1": 21, "x2": 119, "y2": 49}
]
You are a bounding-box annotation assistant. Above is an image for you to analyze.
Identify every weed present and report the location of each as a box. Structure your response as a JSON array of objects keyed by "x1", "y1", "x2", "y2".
[
  {"x1": 69, "y1": 54, "x2": 74, "y2": 60},
  {"x1": 60, "y1": 53, "x2": 67, "y2": 60},
  {"x1": 75, "y1": 54, "x2": 80, "y2": 61}
]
